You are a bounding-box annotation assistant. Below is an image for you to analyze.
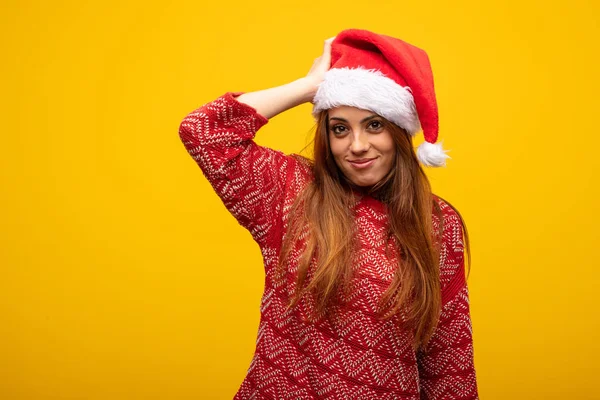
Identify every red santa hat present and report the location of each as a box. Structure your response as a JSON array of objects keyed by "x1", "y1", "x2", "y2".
[{"x1": 312, "y1": 29, "x2": 450, "y2": 167}]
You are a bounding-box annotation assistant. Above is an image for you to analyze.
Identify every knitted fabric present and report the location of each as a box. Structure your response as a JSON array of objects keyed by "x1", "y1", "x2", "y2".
[{"x1": 178, "y1": 92, "x2": 478, "y2": 399}]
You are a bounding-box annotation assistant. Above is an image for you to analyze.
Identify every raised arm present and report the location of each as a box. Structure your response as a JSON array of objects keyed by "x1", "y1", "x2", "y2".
[
  {"x1": 235, "y1": 37, "x2": 335, "y2": 118},
  {"x1": 417, "y1": 203, "x2": 479, "y2": 399},
  {"x1": 177, "y1": 38, "x2": 334, "y2": 248}
]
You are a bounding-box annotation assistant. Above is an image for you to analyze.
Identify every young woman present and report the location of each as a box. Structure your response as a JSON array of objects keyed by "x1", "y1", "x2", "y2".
[{"x1": 179, "y1": 29, "x2": 478, "y2": 399}]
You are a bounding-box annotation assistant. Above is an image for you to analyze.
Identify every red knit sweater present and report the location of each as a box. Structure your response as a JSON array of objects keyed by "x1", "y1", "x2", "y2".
[{"x1": 178, "y1": 92, "x2": 479, "y2": 399}]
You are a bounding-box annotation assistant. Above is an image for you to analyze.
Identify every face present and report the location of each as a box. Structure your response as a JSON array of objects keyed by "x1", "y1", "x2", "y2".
[{"x1": 327, "y1": 106, "x2": 396, "y2": 187}]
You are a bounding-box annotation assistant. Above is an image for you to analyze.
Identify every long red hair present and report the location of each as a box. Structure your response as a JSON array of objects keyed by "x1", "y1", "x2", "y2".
[{"x1": 277, "y1": 110, "x2": 471, "y2": 351}]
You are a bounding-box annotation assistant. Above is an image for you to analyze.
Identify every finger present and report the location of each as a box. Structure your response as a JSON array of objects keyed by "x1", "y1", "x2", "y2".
[
  {"x1": 323, "y1": 37, "x2": 335, "y2": 50},
  {"x1": 321, "y1": 38, "x2": 334, "y2": 63}
]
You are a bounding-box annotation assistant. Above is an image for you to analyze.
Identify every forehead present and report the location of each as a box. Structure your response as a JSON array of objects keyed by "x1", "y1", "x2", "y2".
[{"x1": 328, "y1": 105, "x2": 379, "y2": 119}]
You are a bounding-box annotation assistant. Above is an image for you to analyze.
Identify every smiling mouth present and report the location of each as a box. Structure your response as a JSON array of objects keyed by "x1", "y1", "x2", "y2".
[{"x1": 348, "y1": 158, "x2": 376, "y2": 169}]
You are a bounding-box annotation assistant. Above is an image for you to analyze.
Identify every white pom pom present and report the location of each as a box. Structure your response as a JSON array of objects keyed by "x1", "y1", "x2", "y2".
[{"x1": 416, "y1": 140, "x2": 451, "y2": 167}]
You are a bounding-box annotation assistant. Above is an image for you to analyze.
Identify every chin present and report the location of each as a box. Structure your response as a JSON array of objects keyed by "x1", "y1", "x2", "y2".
[{"x1": 349, "y1": 176, "x2": 380, "y2": 187}]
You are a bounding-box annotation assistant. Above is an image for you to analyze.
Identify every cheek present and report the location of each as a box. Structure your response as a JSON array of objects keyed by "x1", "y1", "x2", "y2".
[
  {"x1": 375, "y1": 134, "x2": 396, "y2": 158},
  {"x1": 328, "y1": 136, "x2": 347, "y2": 159},
  {"x1": 376, "y1": 137, "x2": 396, "y2": 174}
]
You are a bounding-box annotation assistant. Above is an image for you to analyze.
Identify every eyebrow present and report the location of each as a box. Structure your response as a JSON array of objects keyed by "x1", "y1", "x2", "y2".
[{"x1": 329, "y1": 114, "x2": 380, "y2": 123}]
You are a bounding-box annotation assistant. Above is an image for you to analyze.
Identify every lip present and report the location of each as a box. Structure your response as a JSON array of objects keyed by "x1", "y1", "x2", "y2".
[{"x1": 348, "y1": 158, "x2": 376, "y2": 169}]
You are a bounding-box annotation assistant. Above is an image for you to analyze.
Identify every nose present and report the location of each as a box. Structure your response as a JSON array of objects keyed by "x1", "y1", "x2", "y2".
[{"x1": 350, "y1": 132, "x2": 370, "y2": 154}]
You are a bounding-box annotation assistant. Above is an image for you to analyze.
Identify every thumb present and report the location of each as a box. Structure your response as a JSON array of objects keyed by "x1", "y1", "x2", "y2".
[{"x1": 320, "y1": 36, "x2": 336, "y2": 69}]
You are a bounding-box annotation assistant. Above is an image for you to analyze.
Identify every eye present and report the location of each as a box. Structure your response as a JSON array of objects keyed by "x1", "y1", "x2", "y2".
[
  {"x1": 368, "y1": 120, "x2": 384, "y2": 130},
  {"x1": 330, "y1": 124, "x2": 348, "y2": 135}
]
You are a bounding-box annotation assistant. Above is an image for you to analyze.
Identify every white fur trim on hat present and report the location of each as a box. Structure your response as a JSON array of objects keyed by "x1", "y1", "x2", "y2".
[
  {"x1": 312, "y1": 67, "x2": 421, "y2": 135},
  {"x1": 416, "y1": 140, "x2": 450, "y2": 167}
]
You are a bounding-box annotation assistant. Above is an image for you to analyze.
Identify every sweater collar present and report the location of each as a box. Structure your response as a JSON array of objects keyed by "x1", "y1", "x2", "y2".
[{"x1": 351, "y1": 187, "x2": 388, "y2": 213}]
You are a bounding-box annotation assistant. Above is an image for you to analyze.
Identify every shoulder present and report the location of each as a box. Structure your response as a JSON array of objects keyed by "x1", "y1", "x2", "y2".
[
  {"x1": 432, "y1": 195, "x2": 463, "y2": 240},
  {"x1": 432, "y1": 195, "x2": 467, "y2": 302},
  {"x1": 289, "y1": 154, "x2": 314, "y2": 174},
  {"x1": 287, "y1": 154, "x2": 315, "y2": 185},
  {"x1": 275, "y1": 154, "x2": 315, "y2": 208}
]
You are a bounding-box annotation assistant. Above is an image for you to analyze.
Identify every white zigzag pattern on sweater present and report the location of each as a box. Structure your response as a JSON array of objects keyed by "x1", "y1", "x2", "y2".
[{"x1": 179, "y1": 93, "x2": 478, "y2": 399}]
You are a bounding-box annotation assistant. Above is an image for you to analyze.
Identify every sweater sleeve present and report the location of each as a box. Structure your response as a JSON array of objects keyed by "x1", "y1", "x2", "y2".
[
  {"x1": 417, "y1": 205, "x2": 479, "y2": 400},
  {"x1": 178, "y1": 91, "x2": 294, "y2": 247}
]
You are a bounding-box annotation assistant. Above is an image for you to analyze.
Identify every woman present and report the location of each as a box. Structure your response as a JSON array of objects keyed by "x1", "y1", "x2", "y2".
[{"x1": 179, "y1": 29, "x2": 478, "y2": 399}]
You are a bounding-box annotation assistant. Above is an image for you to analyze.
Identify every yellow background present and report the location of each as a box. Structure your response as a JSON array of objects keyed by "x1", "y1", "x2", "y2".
[{"x1": 2, "y1": 0, "x2": 599, "y2": 398}]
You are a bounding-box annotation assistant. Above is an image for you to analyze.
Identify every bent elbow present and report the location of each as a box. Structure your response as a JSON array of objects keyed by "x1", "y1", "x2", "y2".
[{"x1": 178, "y1": 108, "x2": 209, "y2": 151}]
